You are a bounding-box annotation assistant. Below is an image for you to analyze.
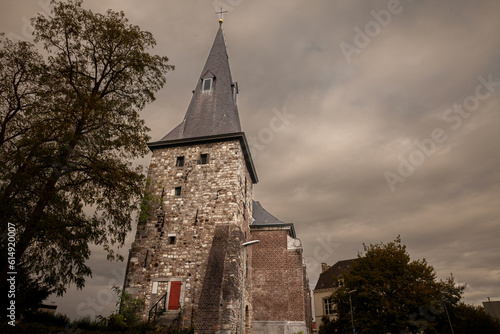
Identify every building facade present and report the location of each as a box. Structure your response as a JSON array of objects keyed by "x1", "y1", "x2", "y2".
[
  {"x1": 312, "y1": 259, "x2": 356, "y2": 331},
  {"x1": 483, "y1": 300, "x2": 500, "y2": 322},
  {"x1": 123, "y1": 22, "x2": 311, "y2": 334},
  {"x1": 251, "y1": 202, "x2": 313, "y2": 334}
]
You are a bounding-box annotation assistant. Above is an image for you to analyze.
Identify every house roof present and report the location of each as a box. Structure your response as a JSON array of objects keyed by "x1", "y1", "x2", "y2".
[
  {"x1": 314, "y1": 259, "x2": 358, "y2": 291},
  {"x1": 251, "y1": 201, "x2": 296, "y2": 238},
  {"x1": 160, "y1": 25, "x2": 241, "y2": 141},
  {"x1": 252, "y1": 201, "x2": 286, "y2": 225}
]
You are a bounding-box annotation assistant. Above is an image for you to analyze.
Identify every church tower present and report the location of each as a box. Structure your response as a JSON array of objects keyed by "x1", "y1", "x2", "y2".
[{"x1": 123, "y1": 22, "x2": 258, "y2": 333}]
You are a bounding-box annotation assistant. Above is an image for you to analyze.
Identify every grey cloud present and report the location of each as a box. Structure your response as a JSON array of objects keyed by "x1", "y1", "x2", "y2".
[{"x1": 1, "y1": 0, "x2": 499, "y2": 319}]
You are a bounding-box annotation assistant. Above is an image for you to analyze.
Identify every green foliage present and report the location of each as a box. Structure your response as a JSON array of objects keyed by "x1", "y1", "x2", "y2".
[
  {"x1": 138, "y1": 177, "x2": 161, "y2": 224},
  {"x1": 325, "y1": 236, "x2": 465, "y2": 334},
  {"x1": 3, "y1": 308, "x2": 195, "y2": 333},
  {"x1": 23, "y1": 310, "x2": 71, "y2": 327},
  {"x1": 0, "y1": 0, "x2": 173, "y2": 305},
  {"x1": 72, "y1": 315, "x2": 108, "y2": 331},
  {"x1": 430, "y1": 302, "x2": 500, "y2": 334},
  {"x1": 166, "y1": 325, "x2": 194, "y2": 334},
  {"x1": 319, "y1": 315, "x2": 340, "y2": 334},
  {"x1": 7, "y1": 263, "x2": 52, "y2": 315},
  {"x1": 113, "y1": 285, "x2": 144, "y2": 328}
]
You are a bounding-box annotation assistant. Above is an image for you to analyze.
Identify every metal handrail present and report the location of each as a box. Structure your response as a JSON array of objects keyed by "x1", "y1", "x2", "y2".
[{"x1": 148, "y1": 291, "x2": 168, "y2": 323}]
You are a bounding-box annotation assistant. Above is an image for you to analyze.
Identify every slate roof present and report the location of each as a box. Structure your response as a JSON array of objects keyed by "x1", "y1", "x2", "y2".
[
  {"x1": 161, "y1": 26, "x2": 241, "y2": 141},
  {"x1": 251, "y1": 201, "x2": 287, "y2": 225},
  {"x1": 251, "y1": 201, "x2": 297, "y2": 238},
  {"x1": 314, "y1": 259, "x2": 358, "y2": 291}
]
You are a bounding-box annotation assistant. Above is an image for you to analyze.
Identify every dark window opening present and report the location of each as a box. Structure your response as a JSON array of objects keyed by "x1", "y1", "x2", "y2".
[
  {"x1": 199, "y1": 153, "x2": 209, "y2": 165},
  {"x1": 144, "y1": 250, "x2": 149, "y2": 267},
  {"x1": 231, "y1": 82, "x2": 238, "y2": 103},
  {"x1": 168, "y1": 236, "x2": 176, "y2": 245},
  {"x1": 175, "y1": 187, "x2": 182, "y2": 196},
  {"x1": 176, "y1": 156, "x2": 184, "y2": 167}
]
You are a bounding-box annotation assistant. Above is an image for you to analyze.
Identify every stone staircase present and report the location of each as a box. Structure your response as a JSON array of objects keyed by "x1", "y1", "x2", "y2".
[{"x1": 155, "y1": 310, "x2": 181, "y2": 327}]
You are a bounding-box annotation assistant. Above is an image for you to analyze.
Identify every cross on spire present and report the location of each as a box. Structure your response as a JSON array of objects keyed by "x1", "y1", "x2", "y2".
[{"x1": 215, "y1": 7, "x2": 228, "y2": 25}]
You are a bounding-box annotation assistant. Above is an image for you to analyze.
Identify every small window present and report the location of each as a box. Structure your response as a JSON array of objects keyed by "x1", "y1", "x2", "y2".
[
  {"x1": 199, "y1": 153, "x2": 209, "y2": 165},
  {"x1": 176, "y1": 156, "x2": 184, "y2": 167},
  {"x1": 144, "y1": 250, "x2": 149, "y2": 267},
  {"x1": 152, "y1": 281, "x2": 158, "y2": 294},
  {"x1": 323, "y1": 298, "x2": 333, "y2": 315},
  {"x1": 202, "y1": 78, "x2": 213, "y2": 92},
  {"x1": 175, "y1": 186, "x2": 182, "y2": 196},
  {"x1": 231, "y1": 82, "x2": 238, "y2": 103},
  {"x1": 168, "y1": 236, "x2": 176, "y2": 245}
]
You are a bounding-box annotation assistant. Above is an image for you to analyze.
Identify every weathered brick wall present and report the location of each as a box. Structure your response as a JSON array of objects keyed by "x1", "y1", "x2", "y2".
[
  {"x1": 287, "y1": 245, "x2": 306, "y2": 321},
  {"x1": 250, "y1": 228, "x2": 307, "y2": 323},
  {"x1": 251, "y1": 229, "x2": 288, "y2": 321},
  {"x1": 303, "y1": 262, "x2": 313, "y2": 332},
  {"x1": 123, "y1": 139, "x2": 253, "y2": 332}
]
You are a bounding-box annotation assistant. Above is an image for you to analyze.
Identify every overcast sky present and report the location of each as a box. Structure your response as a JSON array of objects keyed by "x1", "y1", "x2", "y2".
[{"x1": 2, "y1": 0, "x2": 499, "y2": 320}]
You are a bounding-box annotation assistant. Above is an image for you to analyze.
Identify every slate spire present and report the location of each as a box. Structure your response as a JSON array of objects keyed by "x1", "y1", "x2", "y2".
[{"x1": 160, "y1": 26, "x2": 241, "y2": 141}]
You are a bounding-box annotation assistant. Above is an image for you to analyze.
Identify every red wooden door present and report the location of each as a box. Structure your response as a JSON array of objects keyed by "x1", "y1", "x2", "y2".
[{"x1": 168, "y1": 281, "x2": 182, "y2": 310}]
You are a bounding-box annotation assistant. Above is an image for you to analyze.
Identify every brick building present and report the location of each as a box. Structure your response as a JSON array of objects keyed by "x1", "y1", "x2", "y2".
[{"x1": 123, "y1": 21, "x2": 312, "y2": 334}]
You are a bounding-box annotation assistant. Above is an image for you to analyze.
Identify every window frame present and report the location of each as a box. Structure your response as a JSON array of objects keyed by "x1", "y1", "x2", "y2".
[
  {"x1": 199, "y1": 153, "x2": 209, "y2": 165},
  {"x1": 176, "y1": 156, "x2": 184, "y2": 167},
  {"x1": 202, "y1": 78, "x2": 213, "y2": 92},
  {"x1": 323, "y1": 297, "x2": 333, "y2": 316}
]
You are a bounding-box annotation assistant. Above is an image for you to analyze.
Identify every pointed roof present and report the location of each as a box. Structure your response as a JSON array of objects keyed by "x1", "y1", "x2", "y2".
[
  {"x1": 250, "y1": 201, "x2": 296, "y2": 238},
  {"x1": 251, "y1": 201, "x2": 287, "y2": 225},
  {"x1": 148, "y1": 25, "x2": 258, "y2": 183},
  {"x1": 161, "y1": 26, "x2": 241, "y2": 141}
]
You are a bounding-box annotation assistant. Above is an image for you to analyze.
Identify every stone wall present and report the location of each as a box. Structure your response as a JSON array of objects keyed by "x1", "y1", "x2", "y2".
[{"x1": 123, "y1": 139, "x2": 253, "y2": 332}]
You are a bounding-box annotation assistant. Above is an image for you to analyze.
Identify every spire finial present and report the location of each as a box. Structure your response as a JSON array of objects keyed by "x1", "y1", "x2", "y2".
[{"x1": 215, "y1": 7, "x2": 228, "y2": 25}]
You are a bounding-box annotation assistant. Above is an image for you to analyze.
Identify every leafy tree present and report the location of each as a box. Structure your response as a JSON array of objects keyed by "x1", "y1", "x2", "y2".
[
  {"x1": 324, "y1": 237, "x2": 464, "y2": 334},
  {"x1": 431, "y1": 302, "x2": 500, "y2": 334},
  {"x1": 0, "y1": 0, "x2": 173, "y2": 311}
]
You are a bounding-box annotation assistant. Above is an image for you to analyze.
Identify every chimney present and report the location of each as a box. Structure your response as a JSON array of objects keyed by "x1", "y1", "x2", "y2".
[{"x1": 321, "y1": 263, "x2": 330, "y2": 273}]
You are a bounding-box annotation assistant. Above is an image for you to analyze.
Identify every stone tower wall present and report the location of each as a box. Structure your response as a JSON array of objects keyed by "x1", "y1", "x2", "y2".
[{"x1": 124, "y1": 139, "x2": 253, "y2": 332}]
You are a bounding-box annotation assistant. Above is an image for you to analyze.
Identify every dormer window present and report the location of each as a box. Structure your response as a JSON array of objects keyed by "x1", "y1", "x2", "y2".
[
  {"x1": 201, "y1": 70, "x2": 215, "y2": 92},
  {"x1": 202, "y1": 78, "x2": 213, "y2": 92},
  {"x1": 231, "y1": 82, "x2": 239, "y2": 103}
]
